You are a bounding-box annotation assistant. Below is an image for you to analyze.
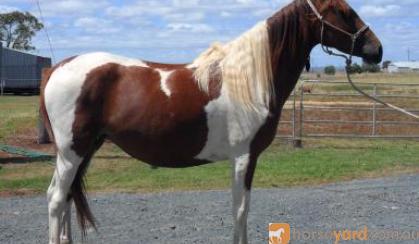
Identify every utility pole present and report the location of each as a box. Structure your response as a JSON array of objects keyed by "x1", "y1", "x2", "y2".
[{"x1": 408, "y1": 47, "x2": 411, "y2": 61}]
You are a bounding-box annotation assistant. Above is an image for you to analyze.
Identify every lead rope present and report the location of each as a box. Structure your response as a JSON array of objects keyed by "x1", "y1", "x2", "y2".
[
  {"x1": 345, "y1": 65, "x2": 419, "y2": 119},
  {"x1": 306, "y1": 0, "x2": 419, "y2": 120}
]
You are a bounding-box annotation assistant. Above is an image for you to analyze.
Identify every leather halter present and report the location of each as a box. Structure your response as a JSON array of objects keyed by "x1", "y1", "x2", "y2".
[{"x1": 306, "y1": 0, "x2": 369, "y2": 65}]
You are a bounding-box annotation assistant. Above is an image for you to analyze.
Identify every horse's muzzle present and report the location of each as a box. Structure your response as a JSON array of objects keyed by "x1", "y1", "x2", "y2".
[{"x1": 362, "y1": 44, "x2": 383, "y2": 64}]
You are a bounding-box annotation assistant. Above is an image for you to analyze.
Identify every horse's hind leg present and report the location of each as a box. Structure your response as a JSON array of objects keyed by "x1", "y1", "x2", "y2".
[
  {"x1": 48, "y1": 133, "x2": 104, "y2": 244},
  {"x1": 47, "y1": 149, "x2": 83, "y2": 244},
  {"x1": 60, "y1": 203, "x2": 72, "y2": 244},
  {"x1": 47, "y1": 170, "x2": 72, "y2": 244}
]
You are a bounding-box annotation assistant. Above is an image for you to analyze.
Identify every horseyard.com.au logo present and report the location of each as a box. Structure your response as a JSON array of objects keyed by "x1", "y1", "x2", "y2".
[{"x1": 269, "y1": 223, "x2": 291, "y2": 244}]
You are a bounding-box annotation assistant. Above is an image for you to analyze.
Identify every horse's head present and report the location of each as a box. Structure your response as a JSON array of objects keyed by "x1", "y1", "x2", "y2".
[{"x1": 308, "y1": 0, "x2": 383, "y2": 64}]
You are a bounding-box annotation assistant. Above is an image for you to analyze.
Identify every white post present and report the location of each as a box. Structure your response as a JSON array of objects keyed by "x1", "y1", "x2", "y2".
[{"x1": 372, "y1": 85, "x2": 377, "y2": 136}]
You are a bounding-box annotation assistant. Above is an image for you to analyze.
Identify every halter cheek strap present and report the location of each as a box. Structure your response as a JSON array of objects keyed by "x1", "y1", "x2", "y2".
[{"x1": 306, "y1": 0, "x2": 369, "y2": 65}]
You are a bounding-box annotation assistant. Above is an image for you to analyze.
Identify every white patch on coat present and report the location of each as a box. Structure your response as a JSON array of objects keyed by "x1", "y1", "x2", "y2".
[
  {"x1": 194, "y1": 84, "x2": 269, "y2": 161},
  {"x1": 158, "y1": 69, "x2": 173, "y2": 97}
]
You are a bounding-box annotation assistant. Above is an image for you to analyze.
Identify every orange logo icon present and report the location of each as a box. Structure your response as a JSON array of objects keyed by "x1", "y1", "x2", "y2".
[{"x1": 269, "y1": 223, "x2": 290, "y2": 244}]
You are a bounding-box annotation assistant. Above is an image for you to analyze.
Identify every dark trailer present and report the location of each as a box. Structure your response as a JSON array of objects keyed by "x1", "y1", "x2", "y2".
[{"x1": 0, "y1": 43, "x2": 52, "y2": 94}]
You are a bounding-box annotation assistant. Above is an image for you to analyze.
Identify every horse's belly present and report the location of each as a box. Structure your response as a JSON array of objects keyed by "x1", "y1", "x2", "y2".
[{"x1": 108, "y1": 120, "x2": 216, "y2": 167}]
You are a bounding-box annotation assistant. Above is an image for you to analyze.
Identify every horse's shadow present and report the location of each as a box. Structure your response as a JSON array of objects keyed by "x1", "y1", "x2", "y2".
[
  {"x1": 0, "y1": 155, "x2": 132, "y2": 164},
  {"x1": 0, "y1": 156, "x2": 54, "y2": 164}
]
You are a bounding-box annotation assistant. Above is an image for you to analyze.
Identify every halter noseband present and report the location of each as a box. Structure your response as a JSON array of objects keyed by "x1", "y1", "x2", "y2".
[{"x1": 306, "y1": 0, "x2": 369, "y2": 65}]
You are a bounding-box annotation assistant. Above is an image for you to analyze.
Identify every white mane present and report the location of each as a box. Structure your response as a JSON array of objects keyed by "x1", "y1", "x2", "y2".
[{"x1": 192, "y1": 21, "x2": 274, "y2": 111}]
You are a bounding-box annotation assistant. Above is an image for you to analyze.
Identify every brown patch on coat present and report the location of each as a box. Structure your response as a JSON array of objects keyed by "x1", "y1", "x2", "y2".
[{"x1": 70, "y1": 63, "x2": 221, "y2": 167}]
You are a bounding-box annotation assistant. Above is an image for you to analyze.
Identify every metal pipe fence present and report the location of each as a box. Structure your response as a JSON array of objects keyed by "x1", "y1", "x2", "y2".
[{"x1": 278, "y1": 80, "x2": 419, "y2": 145}]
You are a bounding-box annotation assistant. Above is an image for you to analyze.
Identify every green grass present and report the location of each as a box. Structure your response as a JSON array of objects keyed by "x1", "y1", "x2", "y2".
[
  {"x1": 2, "y1": 139, "x2": 419, "y2": 194},
  {"x1": 0, "y1": 95, "x2": 39, "y2": 142}
]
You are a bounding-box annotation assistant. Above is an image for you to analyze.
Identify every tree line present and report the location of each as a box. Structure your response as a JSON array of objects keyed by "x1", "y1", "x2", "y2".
[{"x1": 324, "y1": 61, "x2": 391, "y2": 75}]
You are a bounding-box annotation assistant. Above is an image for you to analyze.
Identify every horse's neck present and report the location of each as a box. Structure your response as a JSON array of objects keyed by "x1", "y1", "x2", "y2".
[{"x1": 268, "y1": 5, "x2": 316, "y2": 111}]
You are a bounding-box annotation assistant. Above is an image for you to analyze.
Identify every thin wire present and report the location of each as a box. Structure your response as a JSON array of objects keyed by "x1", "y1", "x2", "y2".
[{"x1": 35, "y1": 0, "x2": 56, "y2": 63}]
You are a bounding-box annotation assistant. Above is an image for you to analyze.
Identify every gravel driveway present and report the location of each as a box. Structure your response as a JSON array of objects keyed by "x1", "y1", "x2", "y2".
[{"x1": 1, "y1": 175, "x2": 419, "y2": 244}]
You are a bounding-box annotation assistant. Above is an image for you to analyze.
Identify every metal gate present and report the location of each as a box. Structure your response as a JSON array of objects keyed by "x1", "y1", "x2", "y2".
[{"x1": 278, "y1": 80, "x2": 419, "y2": 144}]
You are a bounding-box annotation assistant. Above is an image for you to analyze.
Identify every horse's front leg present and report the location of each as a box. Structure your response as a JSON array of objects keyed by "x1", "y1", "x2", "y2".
[{"x1": 231, "y1": 153, "x2": 257, "y2": 244}]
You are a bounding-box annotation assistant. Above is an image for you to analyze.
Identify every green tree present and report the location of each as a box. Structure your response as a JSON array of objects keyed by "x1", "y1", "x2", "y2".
[
  {"x1": 362, "y1": 62, "x2": 381, "y2": 73},
  {"x1": 0, "y1": 11, "x2": 44, "y2": 50},
  {"x1": 324, "y1": 65, "x2": 336, "y2": 75},
  {"x1": 382, "y1": 60, "x2": 392, "y2": 70},
  {"x1": 347, "y1": 63, "x2": 363, "y2": 74}
]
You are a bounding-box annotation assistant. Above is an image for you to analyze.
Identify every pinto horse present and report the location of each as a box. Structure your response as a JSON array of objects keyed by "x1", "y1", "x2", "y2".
[{"x1": 41, "y1": 0, "x2": 382, "y2": 243}]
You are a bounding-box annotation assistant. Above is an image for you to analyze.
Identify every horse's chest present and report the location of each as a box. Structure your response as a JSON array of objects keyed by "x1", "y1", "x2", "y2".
[{"x1": 195, "y1": 93, "x2": 270, "y2": 161}]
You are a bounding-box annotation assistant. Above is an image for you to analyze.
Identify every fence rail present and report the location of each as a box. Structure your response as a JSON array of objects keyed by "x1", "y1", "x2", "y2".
[{"x1": 278, "y1": 80, "x2": 419, "y2": 145}]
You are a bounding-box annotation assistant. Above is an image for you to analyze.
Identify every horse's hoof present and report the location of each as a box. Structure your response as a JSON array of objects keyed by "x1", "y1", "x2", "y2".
[{"x1": 60, "y1": 238, "x2": 72, "y2": 244}]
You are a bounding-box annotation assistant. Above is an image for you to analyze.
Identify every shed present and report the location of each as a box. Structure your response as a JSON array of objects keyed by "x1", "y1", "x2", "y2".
[
  {"x1": 0, "y1": 42, "x2": 52, "y2": 94},
  {"x1": 388, "y1": 61, "x2": 419, "y2": 73}
]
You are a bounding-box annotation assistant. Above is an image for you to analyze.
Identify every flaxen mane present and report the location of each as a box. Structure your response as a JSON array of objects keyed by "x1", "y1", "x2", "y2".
[
  {"x1": 193, "y1": 22, "x2": 274, "y2": 111},
  {"x1": 192, "y1": 0, "x2": 350, "y2": 111}
]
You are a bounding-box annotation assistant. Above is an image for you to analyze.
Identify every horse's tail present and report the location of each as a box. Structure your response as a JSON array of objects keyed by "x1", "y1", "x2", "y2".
[
  {"x1": 40, "y1": 67, "x2": 55, "y2": 143},
  {"x1": 71, "y1": 149, "x2": 98, "y2": 237}
]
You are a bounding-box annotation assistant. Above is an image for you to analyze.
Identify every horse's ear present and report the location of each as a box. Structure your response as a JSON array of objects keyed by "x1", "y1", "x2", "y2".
[{"x1": 319, "y1": 0, "x2": 334, "y2": 13}]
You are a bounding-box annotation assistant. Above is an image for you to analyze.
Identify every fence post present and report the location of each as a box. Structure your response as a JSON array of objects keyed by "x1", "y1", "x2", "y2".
[
  {"x1": 37, "y1": 109, "x2": 51, "y2": 144},
  {"x1": 294, "y1": 82, "x2": 304, "y2": 148},
  {"x1": 37, "y1": 68, "x2": 51, "y2": 144},
  {"x1": 0, "y1": 80, "x2": 4, "y2": 96},
  {"x1": 372, "y1": 84, "x2": 377, "y2": 136}
]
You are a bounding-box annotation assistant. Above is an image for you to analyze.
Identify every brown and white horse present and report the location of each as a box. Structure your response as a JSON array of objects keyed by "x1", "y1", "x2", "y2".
[{"x1": 41, "y1": 0, "x2": 382, "y2": 243}]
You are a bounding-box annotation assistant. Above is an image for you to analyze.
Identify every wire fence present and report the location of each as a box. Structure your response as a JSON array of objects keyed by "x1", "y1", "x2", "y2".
[{"x1": 278, "y1": 80, "x2": 419, "y2": 145}]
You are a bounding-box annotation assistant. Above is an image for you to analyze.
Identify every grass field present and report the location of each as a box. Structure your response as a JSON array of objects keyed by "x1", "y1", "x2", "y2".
[
  {"x1": 0, "y1": 95, "x2": 39, "y2": 142},
  {"x1": 1, "y1": 72, "x2": 419, "y2": 195},
  {"x1": 2, "y1": 139, "x2": 419, "y2": 195}
]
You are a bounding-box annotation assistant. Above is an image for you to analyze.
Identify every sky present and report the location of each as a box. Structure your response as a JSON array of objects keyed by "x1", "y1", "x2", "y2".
[{"x1": 0, "y1": 0, "x2": 418, "y2": 66}]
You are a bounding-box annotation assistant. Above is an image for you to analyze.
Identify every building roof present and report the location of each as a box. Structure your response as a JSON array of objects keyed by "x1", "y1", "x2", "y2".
[
  {"x1": 1, "y1": 43, "x2": 50, "y2": 59},
  {"x1": 390, "y1": 61, "x2": 419, "y2": 69}
]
